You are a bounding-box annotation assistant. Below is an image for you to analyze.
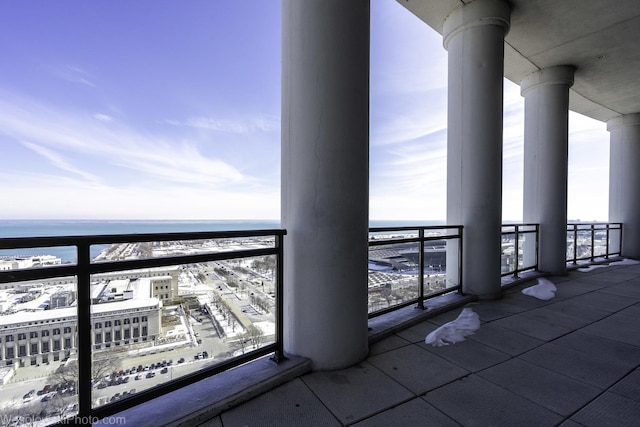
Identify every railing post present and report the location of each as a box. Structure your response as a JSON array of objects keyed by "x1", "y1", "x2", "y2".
[
  {"x1": 605, "y1": 224, "x2": 611, "y2": 259},
  {"x1": 618, "y1": 223, "x2": 623, "y2": 255},
  {"x1": 417, "y1": 229, "x2": 425, "y2": 310},
  {"x1": 535, "y1": 224, "x2": 540, "y2": 271},
  {"x1": 512, "y1": 226, "x2": 520, "y2": 278},
  {"x1": 590, "y1": 224, "x2": 596, "y2": 261},
  {"x1": 572, "y1": 225, "x2": 578, "y2": 264},
  {"x1": 458, "y1": 226, "x2": 463, "y2": 295},
  {"x1": 76, "y1": 242, "x2": 92, "y2": 424},
  {"x1": 271, "y1": 233, "x2": 286, "y2": 364}
]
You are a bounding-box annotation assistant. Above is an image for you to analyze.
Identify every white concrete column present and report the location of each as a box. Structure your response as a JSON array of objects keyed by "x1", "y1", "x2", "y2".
[
  {"x1": 282, "y1": 0, "x2": 369, "y2": 370},
  {"x1": 444, "y1": 0, "x2": 510, "y2": 299},
  {"x1": 521, "y1": 66, "x2": 575, "y2": 275},
  {"x1": 608, "y1": 113, "x2": 640, "y2": 259}
]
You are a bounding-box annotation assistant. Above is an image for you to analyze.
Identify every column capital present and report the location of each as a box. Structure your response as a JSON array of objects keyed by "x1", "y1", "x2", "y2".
[
  {"x1": 521, "y1": 65, "x2": 575, "y2": 96},
  {"x1": 607, "y1": 113, "x2": 640, "y2": 131},
  {"x1": 443, "y1": 0, "x2": 510, "y2": 50}
]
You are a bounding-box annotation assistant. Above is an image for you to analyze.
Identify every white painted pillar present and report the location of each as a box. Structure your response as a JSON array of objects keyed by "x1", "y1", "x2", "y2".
[
  {"x1": 444, "y1": 0, "x2": 510, "y2": 299},
  {"x1": 608, "y1": 113, "x2": 640, "y2": 259},
  {"x1": 521, "y1": 66, "x2": 575, "y2": 275},
  {"x1": 281, "y1": 0, "x2": 370, "y2": 370}
]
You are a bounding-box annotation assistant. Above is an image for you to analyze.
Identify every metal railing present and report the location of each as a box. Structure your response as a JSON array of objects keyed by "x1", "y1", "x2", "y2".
[
  {"x1": 0, "y1": 229, "x2": 285, "y2": 425},
  {"x1": 501, "y1": 224, "x2": 539, "y2": 277},
  {"x1": 367, "y1": 225, "x2": 463, "y2": 318},
  {"x1": 567, "y1": 222, "x2": 622, "y2": 264}
]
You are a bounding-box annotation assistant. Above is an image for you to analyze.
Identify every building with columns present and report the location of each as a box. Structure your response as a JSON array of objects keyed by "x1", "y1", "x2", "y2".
[
  {"x1": 282, "y1": 0, "x2": 640, "y2": 371},
  {"x1": 7, "y1": 0, "x2": 639, "y2": 423}
]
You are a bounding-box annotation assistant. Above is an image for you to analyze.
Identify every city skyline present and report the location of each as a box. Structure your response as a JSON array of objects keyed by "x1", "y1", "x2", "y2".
[{"x1": 0, "y1": 1, "x2": 609, "y2": 222}]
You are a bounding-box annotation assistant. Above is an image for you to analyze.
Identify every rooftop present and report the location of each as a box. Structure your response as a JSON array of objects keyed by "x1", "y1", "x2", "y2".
[{"x1": 124, "y1": 260, "x2": 640, "y2": 426}]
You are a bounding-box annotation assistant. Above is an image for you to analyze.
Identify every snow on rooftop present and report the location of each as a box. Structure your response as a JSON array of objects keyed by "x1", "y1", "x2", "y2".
[{"x1": 0, "y1": 297, "x2": 160, "y2": 327}]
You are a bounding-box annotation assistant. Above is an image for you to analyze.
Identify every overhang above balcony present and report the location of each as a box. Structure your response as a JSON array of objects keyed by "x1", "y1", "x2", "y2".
[{"x1": 398, "y1": 0, "x2": 640, "y2": 122}]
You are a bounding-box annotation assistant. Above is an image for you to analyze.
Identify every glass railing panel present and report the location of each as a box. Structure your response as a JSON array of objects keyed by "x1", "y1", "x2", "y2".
[
  {"x1": 0, "y1": 229, "x2": 284, "y2": 424},
  {"x1": 368, "y1": 226, "x2": 462, "y2": 316},
  {"x1": 368, "y1": 242, "x2": 420, "y2": 314},
  {"x1": 441, "y1": 237, "x2": 460, "y2": 290},
  {"x1": 501, "y1": 224, "x2": 538, "y2": 276},
  {"x1": 609, "y1": 226, "x2": 622, "y2": 255},
  {"x1": 0, "y1": 278, "x2": 79, "y2": 425},
  {"x1": 593, "y1": 226, "x2": 608, "y2": 258},
  {"x1": 519, "y1": 230, "x2": 538, "y2": 270},
  {"x1": 89, "y1": 257, "x2": 277, "y2": 408},
  {"x1": 501, "y1": 236, "x2": 516, "y2": 274},
  {"x1": 575, "y1": 227, "x2": 594, "y2": 261}
]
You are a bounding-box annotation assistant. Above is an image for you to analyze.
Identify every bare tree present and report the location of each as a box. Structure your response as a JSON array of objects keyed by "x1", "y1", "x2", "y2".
[
  {"x1": 47, "y1": 348, "x2": 124, "y2": 386},
  {"x1": 246, "y1": 325, "x2": 264, "y2": 349},
  {"x1": 43, "y1": 392, "x2": 76, "y2": 422}
]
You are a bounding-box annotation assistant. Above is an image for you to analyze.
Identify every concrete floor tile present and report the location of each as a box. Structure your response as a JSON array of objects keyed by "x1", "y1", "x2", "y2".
[
  {"x1": 618, "y1": 302, "x2": 640, "y2": 318},
  {"x1": 352, "y1": 397, "x2": 461, "y2": 427},
  {"x1": 580, "y1": 312, "x2": 640, "y2": 347},
  {"x1": 567, "y1": 291, "x2": 635, "y2": 313},
  {"x1": 556, "y1": 279, "x2": 612, "y2": 292},
  {"x1": 220, "y1": 378, "x2": 341, "y2": 427},
  {"x1": 493, "y1": 312, "x2": 572, "y2": 341},
  {"x1": 520, "y1": 343, "x2": 633, "y2": 388},
  {"x1": 468, "y1": 323, "x2": 545, "y2": 356},
  {"x1": 519, "y1": 306, "x2": 593, "y2": 331},
  {"x1": 465, "y1": 301, "x2": 523, "y2": 322},
  {"x1": 553, "y1": 332, "x2": 640, "y2": 368},
  {"x1": 368, "y1": 344, "x2": 469, "y2": 395},
  {"x1": 610, "y1": 369, "x2": 640, "y2": 402},
  {"x1": 420, "y1": 336, "x2": 511, "y2": 373},
  {"x1": 500, "y1": 291, "x2": 556, "y2": 310},
  {"x1": 478, "y1": 358, "x2": 602, "y2": 416},
  {"x1": 552, "y1": 283, "x2": 596, "y2": 299},
  {"x1": 571, "y1": 392, "x2": 640, "y2": 427},
  {"x1": 368, "y1": 334, "x2": 411, "y2": 357},
  {"x1": 581, "y1": 269, "x2": 640, "y2": 283},
  {"x1": 543, "y1": 299, "x2": 611, "y2": 323},
  {"x1": 598, "y1": 283, "x2": 640, "y2": 300},
  {"x1": 424, "y1": 375, "x2": 563, "y2": 427},
  {"x1": 395, "y1": 319, "x2": 441, "y2": 343},
  {"x1": 301, "y1": 361, "x2": 414, "y2": 425}
]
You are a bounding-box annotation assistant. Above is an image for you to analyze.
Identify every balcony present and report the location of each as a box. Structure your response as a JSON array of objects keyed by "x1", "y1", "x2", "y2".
[
  {"x1": 1, "y1": 224, "x2": 637, "y2": 426},
  {"x1": 194, "y1": 260, "x2": 640, "y2": 427}
]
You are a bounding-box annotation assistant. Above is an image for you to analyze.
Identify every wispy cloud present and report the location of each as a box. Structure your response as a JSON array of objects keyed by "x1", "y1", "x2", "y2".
[
  {"x1": 20, "y1": 141, "x2": 102, "y2": 184},
  {"x1": 0, "y1": 92, "x2": 267, "y2": 192},
  {"x1": 51, "y1": 64, "x2": 97, "y2": 88},
  {"x1": 168, "y1": 115, "x2": 280, "y2": 134},
  {"x1": 93, "y1": 113, "x2": 113, "y2": 122},
  {"x1": 0, "y1": 171, "x2": 279, "y2": 220}
]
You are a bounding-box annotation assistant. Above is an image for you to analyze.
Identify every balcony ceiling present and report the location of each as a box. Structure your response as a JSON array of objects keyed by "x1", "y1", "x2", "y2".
[{"x1": 399, "y1": 0, "x2": 640, "y2": 122}]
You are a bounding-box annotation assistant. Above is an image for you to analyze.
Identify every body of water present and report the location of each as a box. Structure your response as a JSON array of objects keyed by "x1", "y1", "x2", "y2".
[
  {"x1": 0, "y1": 220, "x2": 280, "y2": 263},
  {"x1": 0, "y1": 219, "x2": 444, "y2": 263}
]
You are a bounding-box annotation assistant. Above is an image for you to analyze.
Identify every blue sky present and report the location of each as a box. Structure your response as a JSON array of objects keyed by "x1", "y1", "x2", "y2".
[{"x1": 0, "y1": 1, "x2": 609, "y2": 221}]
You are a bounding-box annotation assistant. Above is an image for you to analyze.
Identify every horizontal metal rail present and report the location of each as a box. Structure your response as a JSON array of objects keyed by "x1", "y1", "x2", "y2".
[{"x1": 0, "y1": 229, "x2": 286, "y2": 425}]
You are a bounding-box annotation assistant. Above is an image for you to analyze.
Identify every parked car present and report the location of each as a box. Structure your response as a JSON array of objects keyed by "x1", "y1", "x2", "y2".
[
  {"x1": 146, "y1": 372, "x2": 155, "y2": 379},
  {"x1": 160, "y1": 367, "x2": 168, "y2": 374}
]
